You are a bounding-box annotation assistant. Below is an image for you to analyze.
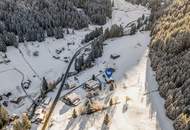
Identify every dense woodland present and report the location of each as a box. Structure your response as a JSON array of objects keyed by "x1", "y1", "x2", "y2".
[
  {"x1": 0, "y1": 0, "x2": 112, "y2": 52},
  {"x1": 126, "y1": 0, "x2": 190, "y2": 129},
  {"x1": 75, "y1": 24, "x2": 124, "y2": 72},
  {"x1": 149, "y1": 0, "x2": 190, "y2": 129},
  {"x1": 125, "y1": 0, "x2": 172, "y2": 26}
]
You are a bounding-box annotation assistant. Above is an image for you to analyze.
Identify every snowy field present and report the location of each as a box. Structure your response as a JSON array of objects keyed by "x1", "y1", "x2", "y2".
[
  {"x1": 49, "y1": 31, "x2": 159, "y2": 130},
  {"x1": 0, "y1": 0, "x2": 174, "y2": 130},
  {"x1": 146, "y1": 60, "x2": 174, "y2": 130}
]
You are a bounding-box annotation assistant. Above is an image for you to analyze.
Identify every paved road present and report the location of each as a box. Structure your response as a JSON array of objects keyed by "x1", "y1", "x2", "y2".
[{"x1": 41, "y1": 41, "x2": 93, "y2": 130}]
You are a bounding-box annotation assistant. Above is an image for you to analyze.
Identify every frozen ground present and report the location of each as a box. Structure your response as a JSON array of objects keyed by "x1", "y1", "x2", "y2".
[{"x1": 0, "y1": 0, "x2": 174, "y2": 130}]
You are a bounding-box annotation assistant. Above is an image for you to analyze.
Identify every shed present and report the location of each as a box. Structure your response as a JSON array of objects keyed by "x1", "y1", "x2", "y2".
[{"x1": 83, "y1": 80, "x2": 101, "y2": 91}]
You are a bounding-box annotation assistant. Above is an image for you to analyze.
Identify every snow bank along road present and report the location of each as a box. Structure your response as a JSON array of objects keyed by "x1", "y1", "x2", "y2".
[{"x1": 0, "y1": 0, "x2": 174, "y2": 130}]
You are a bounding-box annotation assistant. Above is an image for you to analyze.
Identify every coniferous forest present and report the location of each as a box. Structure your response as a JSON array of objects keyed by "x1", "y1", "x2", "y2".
[{"x1": 0, "y1": 0, "x2": 112, "y2": 52}]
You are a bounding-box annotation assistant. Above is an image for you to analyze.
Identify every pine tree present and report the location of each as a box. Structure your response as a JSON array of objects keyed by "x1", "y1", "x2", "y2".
[
  {"x1": 0, "y1": 36, "x2": 7, "y2": 52},
  {"x1": 2, "y1": 32, "x2": 18, "y2": 47},
  {"x1": 37, "y1": 27, "x2": 45, "y2": 42},
  {"x1": 137, "y1": 18, "x2": 142, "y2": 29},
  {"x1": 125, "y1": 96, "x2": 130, "y2": 103},
  {"x1": 109, "y1": 98, "x2": 114, "y2": 106},
  {"x1": 103, "y1": 114, "x2": 110, "y2": 125},
  {"x1": 112, "y1": 0, "x2": 114, "y2": 7},
  {"x1": 0, "y1": 120, "x2": 3, "y2": 129},
  {"x1": 41, "y1": 77, "x2": 48, "y2": 93},
  {"x1": 92, "y1": 74, "x2": 96, "y2": 80},
  {"x1": 72, "y1": 29, "x2": 75, "y2": 34},
  {"x1": 0, "y1": 22, "x2": 5, "y2": 34},
  {"x1": 110, "y1": 82, "x2": 114, "y2": 91},
  {"x1": 109, "y1": 24, "x2": 124, "y2": 38},
  {"x1": 13, "y1": 113, "x2": 31, "y2": 130},
  {"x1": 66, "y1": 28, "x2": 70, "y2": 34},
  {"x1": 0, "y1": 105, "x2": 9, "y2": 129},
  {"x1": 72, "y1": 109, "x2": 77, "y2": 118},
  {"x1": 22, "y1": 113, "x2": 31, "y2": 130},
  {"x1": 104, "y1": 28, "x2": 110, "y2": 39},
  {"x1": 18, "y1": 33, "x2": 24, "y2": 43},
  {"x1": 130, "y1": 24, "x2": 137, "y2": 35},
  {"x1": 86, "y1": 100, "x2": 92, "y2": 114},
  {"x1": 13, "y1": 119, "x2": 22, "y2": 130},
  {"x1": 54, "y1": 27, "x2": 64, "y2": 39}
]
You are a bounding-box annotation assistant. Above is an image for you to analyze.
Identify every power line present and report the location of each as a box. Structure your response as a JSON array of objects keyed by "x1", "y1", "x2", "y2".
[{"x1": 18, "y1": 48, "x2": 41, "y2": 80}]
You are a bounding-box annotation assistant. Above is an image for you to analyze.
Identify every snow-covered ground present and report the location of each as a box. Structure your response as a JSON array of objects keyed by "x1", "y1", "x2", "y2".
[
  {"x1": 0, "y1": 0, "x2": 174, "y2": 130},
  {"x1": 49, "y1": 31, "x2": 158, "y2": 130},
  {"x1": 146, "y1": 59, "x2": 174, "y2": 130}
]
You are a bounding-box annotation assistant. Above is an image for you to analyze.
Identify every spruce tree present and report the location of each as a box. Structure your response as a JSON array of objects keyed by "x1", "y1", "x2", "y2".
[
  {"x1": 0, "y1": 105, "x2": 9, "y2": 129},
  {"x1": 72, "y1": 109, "x2": 77, "y2": 118}
]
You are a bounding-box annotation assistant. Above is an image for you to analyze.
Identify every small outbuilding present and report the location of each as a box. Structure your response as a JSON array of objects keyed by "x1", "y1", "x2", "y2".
[
  {"x1": 83, "y1": 79, "x2": 101, "y2": 91},
  {"x1": 110, "y1": 54, "x2": 120, "y2": 59},
  {"x1": 61, "y1": 93, "x2": 80, "y2": 106}
]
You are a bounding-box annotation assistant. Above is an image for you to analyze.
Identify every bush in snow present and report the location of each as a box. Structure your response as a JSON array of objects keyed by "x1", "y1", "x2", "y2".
[{"x1": 33, "y1": 51, "x2": 39, "y2": 57}]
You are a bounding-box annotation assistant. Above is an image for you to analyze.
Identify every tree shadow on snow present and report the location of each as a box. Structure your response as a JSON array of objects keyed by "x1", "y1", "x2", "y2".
[
  {"x1": 104, "y1": 92, "x2": 114, "y2": 105},
  {"x1": 78, "y1": 115, "x2": 89, "y2": 130},
  {"x1": 122, "y1": 103, "x2": 128, "y2": 113},
  {"x1": 107, "y1": 105, "x2": 117, "y2": 119},
  {"x1": 101, "y1": 124, "x2": 110, "y2": 130},
  {"x1": 64, "y1": 115, "x2": 93, "y2": 130},
  {"x1": 59, "y1": 104, "x2": 70, "y2": 115},
  {"x1": 64, "y1": 117, "x2": 79, "y2": 130},
  {"x1": 100, "y1": 105, "x2": 117, "y2": 130},
  {"x1": 79, "y1": 111, "x2": 105, "y2": 130}
]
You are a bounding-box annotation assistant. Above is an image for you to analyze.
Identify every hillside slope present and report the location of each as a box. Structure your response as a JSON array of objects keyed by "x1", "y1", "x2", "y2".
[
  {"x1": 0, "y1": 0, "x2": 112, "y2": 51},
  {"x1": 149, "y1": 0, "x2": 190, "y2": 129}
]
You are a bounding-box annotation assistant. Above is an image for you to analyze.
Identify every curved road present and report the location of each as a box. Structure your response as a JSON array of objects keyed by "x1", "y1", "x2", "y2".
[{"x1": 41, "y1": 41, "x2": 94, "y2": 130}]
